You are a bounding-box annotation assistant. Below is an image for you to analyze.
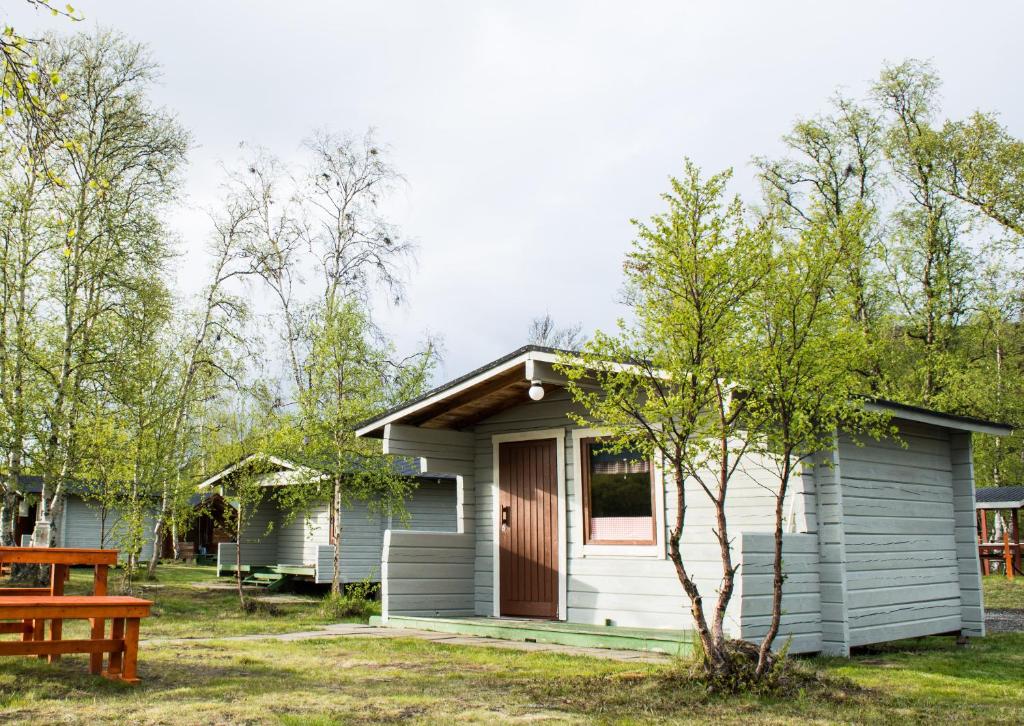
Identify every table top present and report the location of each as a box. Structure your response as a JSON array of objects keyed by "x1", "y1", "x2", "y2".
[
  {"x1": 0, "y1": 547, "x2": 118, "y2": 565},
  {"x1": 0, "y1": 595, "x2": 153, "y2": 618},
  {"x1": 0, "y1": 596, "x2": 151, "y2": 606}
]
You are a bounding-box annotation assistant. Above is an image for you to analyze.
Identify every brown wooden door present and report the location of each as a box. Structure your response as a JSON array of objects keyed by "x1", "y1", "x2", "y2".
[{"x1": 499, "y1": 438, "x2": 558, "y2": 618}]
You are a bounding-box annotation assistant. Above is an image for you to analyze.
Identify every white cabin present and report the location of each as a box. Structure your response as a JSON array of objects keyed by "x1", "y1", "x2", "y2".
[
  {"x1": 355, "y1": 345, "x2": 1010, "y2": 656},
  {"x1": 202, "y1": 456, "x2": 457, "y2": 585}
]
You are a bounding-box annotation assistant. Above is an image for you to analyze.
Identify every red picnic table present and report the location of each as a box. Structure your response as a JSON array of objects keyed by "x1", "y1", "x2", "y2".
[{"x1": 0, "y1": 547, "x2": 152, "y2": 682}]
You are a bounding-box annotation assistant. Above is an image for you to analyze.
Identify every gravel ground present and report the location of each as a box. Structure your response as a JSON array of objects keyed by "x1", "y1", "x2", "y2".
[{"x1": 985, "y1": 609, "x2": 1024, "y2": 633}]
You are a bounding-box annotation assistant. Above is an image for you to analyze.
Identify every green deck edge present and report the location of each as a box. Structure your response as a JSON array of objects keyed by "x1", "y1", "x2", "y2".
[
  {"x1": 219, "y1": 563, "x2": 315, "y2": 578},
  {"x1": 369, "y1": 615, "x2": 694, "y2": 657}
]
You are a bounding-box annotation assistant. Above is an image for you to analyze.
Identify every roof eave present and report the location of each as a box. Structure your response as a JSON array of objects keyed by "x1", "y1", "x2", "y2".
[
  {"x1": 864, "y1": 400, "x2": 1013, "y2": 436},
  {"x1": 355, "y1": 346, "x2": 566, "y2": 438}
]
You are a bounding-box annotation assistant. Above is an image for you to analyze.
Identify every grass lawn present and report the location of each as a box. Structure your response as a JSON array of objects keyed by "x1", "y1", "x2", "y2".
[
  {"x1": 52, "y1": 563, "x2": 375, "y2": 640},
  {"x1": 982, "y1": 575, "x2": 1024, "y2": 610},
  {"x1": 0, "y1": 564, "x2": 1019, "y2": 723}
]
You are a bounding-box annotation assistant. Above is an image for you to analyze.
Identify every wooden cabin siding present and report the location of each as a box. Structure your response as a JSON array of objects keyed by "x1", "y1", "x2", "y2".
[
  {"x1": 313, "y1": 500, "x2": 384, "y2": 584},
  {"x1": 337, "y1": 499, "x2": 384, "y2": 582},
  {"x1": 381, "y1": 530, "x2": 475, "y2": 617},
  {"x1": 811, "y1": 445, "x2": 853, "y2": 655},
  {"x1": 951, "y1": 432, "x2": 984, "y2": 637},
  {"x1": 275, "y1": 502, "x2": 330, "y2": 566},
  {"x1": 236, "y1": 497, "x2": 279, "y2": 566},
  {"x1": 392, "y1": 479, "x2": 457, "y2": 533},
  {"x1": 275, "y1": 507, "x2": 313, "y2": 565},
  {"x1": 838, "y1": 423, "x2": 962, "y2": 647},
  {"x1": 60, "y1": 495, "x2": 156, "y2": 561},
  {"x1": 737, "y1": 532, "x2": 822, "y2": 654}
]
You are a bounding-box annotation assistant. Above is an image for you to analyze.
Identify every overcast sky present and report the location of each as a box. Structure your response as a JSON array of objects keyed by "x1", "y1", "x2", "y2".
[{"x1": 8, "y1": 1, "x2": 1024, "y2": 383}]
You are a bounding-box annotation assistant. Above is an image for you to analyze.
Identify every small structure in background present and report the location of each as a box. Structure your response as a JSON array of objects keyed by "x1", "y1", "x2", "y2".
[
  {"x1": 200, "y1": 455, "x2": 459, "y2": 590},
  {"x1": 976, "y1": 486, "x2": 1023, "y2": 578},
  {"x1": 161, "y1": 493, "x2": 236, "y2": 565},
  {"x1": 9, "y1": 477, "x2": 159, "y2": 560}
]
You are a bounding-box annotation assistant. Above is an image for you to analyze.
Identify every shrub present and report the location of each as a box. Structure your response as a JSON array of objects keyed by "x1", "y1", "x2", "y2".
[{"x1": 320, "y1": 578, "x2": 379, "y2": 620}]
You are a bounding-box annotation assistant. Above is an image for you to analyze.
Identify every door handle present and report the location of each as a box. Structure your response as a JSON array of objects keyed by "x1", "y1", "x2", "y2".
[{"x1": 501, "y1": 505, "x2": 511, "y2": 532}]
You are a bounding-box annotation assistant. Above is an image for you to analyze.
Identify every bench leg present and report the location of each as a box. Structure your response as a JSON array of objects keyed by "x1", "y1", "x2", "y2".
[
  {"x1": 48, "y1": 563, "x2": 66, "y2": 663},
  {"x1": 48, "y1": 618, "x2": 63, "y2": 664},
  {"x1": 33, "y1": 618, "x2": 45, "y2": 660},
  {"x1": 21, "y1": 619, "x2": 32, "y2": 642},
  {"x1": 122, "y1": 618, "x2": 140, "y2": 684},
  {"x1": 89, "y1": 618, "x2": 105, "y2": 674},
  {"x1": 106, "y1": 618, "x2": 124, "y2": 678}
]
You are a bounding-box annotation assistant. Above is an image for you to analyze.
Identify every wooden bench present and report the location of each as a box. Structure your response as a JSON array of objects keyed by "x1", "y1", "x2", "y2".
[
  {"x1": 0, "y1": 596, "x2": 152, "y2": 683},
  {"x1": 0, "y1": 547, "x2": 119, "y2": 672}
]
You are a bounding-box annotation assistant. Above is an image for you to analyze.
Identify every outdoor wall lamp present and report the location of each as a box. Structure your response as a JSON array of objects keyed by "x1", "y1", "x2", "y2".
[{"x1": 528, "y1": 379, "x2": 545, "y2": 401}]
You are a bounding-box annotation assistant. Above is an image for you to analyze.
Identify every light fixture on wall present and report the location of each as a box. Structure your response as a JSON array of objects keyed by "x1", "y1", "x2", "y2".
[{"x1": 528, "y1": 380, "x2": 545, "y2": 401}]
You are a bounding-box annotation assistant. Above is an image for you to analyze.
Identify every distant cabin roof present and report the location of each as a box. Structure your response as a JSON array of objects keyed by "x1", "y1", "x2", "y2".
[
  {"x1": 197, "y1": 453, "x2": 456, "y2": 491},
  {"x1": 976, "y1": 486, "x2": 1024, "y2": 510},
  {"x1": 355, "y1": 345, "x2": 1013, "y2": 438}
]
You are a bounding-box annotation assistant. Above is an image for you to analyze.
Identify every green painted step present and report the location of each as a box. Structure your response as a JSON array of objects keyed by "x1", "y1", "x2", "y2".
[
  {"x1": 369, "y1": 615, "x2": 694, "y2": 657},
  {"x1": 242, "y1": 572, "x2": 285, "y2": 589}
]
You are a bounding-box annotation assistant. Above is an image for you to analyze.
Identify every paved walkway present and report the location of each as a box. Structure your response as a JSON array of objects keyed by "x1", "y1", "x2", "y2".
[{"x1": 142, "y1": 622, "x2": 670, "y2": 663}]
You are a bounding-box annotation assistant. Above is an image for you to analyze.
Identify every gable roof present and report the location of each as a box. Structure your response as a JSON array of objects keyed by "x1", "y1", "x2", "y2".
[
  {"x1": 356, "y1": 345, "x2": 570, "y2": 437},
  {"x1": 976, "y1": 486, "x2": 1024, "y2": 510},
  {"x1": 355, "y1": 345, "x2": 1013, "y2": 438}
]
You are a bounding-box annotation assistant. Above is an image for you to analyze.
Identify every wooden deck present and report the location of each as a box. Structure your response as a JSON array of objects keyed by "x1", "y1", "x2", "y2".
[{"x1": 369, "y1": 615, "x2": 694, "y2": 656}]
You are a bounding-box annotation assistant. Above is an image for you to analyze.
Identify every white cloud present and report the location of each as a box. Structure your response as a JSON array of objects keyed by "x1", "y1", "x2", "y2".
[{"x1": 8, "y1": 0, "x2": 1024, "y2": 382}]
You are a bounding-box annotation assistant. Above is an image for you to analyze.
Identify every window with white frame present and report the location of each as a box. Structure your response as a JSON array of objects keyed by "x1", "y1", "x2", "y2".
[{"x1": 579, "y1": 437, "x2": 656, "y2": 545}]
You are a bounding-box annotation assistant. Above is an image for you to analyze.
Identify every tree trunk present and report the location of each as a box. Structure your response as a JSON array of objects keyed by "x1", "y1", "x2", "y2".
[
  {"x1": 756, "y1": 458, "x2": 792, "y2": 677},
  {"x1": 666, "y1": 456, "x2": 724, "y2": 675},
  {"x1": 0, "y1": 491, "x2": 17, "y2": 547},
  {"x1": 331, "y1": 477, "x2": 343, "y2": 596},
  {"x1": 146, "y1": 502, "x2": 167, "y2": 578},
  {"x1": 235, "y1": 503, "x2": 246, "y2": 609}
]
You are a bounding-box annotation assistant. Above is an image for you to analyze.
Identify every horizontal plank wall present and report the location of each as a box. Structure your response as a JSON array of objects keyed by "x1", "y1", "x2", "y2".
[
  {"x1": 812, "y1": 443, "x2": 851, "y2": 656},
  {"x1": 393, "y1": 480, "x2": 458, "y2": 533},
  {"x1": 60, "y1": 495, "x2": 157, "y2": 561},
  {"x1": 381, "y1": 530, "x2": 475, "y2": 618},
  {"x1": 323, "y1": 500, "x2": 383, "y2": 583},
  {"x1": 276, "y1": 502, "x2": 330, "y2": 566},
  {"x1": 839, "y1": 422, "x2": 962, "y2": 647},
  {"x1": 228, "y1": 497, "x2": 279, "y2": 569},
  {"x1": 738, "y1": 532, "x2": 822, "y2": 654},
  {"x1": 951, "y1": 432, "x2": 984, "y2": 637},
  {"x1": 383, "y1": 424, "x2": 476, "y2": 536}
]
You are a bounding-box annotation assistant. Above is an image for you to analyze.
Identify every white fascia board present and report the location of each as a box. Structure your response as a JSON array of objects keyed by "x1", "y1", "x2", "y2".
[
  {"x1": 864, "y1": 401, "x2": 1011, "y2": 436},
  {"x1": 976, "y1": 499, "x2": 1024, "y2": 510},
  {"x1": 196, "y1": 454, "x2": 302, "y2": 491}
]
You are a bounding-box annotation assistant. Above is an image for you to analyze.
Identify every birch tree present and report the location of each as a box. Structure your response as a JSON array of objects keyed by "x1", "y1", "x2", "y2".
[
  {"x1": 144, "y1": 182, "x2": 254, "y2": 576},
  {"x1": 0, "y1": 102, "x2": 51, "y2": 544},
  {"x1": 562, "y1": 162, "x2": 772, "y2": 684},
  {"x1": 739, "y1": 219, "x2": 885, "y2": 676},
  {"x1": 32, "y1": 31, "x2": 187, "y2": 544}
]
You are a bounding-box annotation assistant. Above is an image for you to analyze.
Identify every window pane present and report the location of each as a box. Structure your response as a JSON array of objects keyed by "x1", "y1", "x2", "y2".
[{"x1": 588, "y1": 444, "x2": 653, "y2": 542}]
